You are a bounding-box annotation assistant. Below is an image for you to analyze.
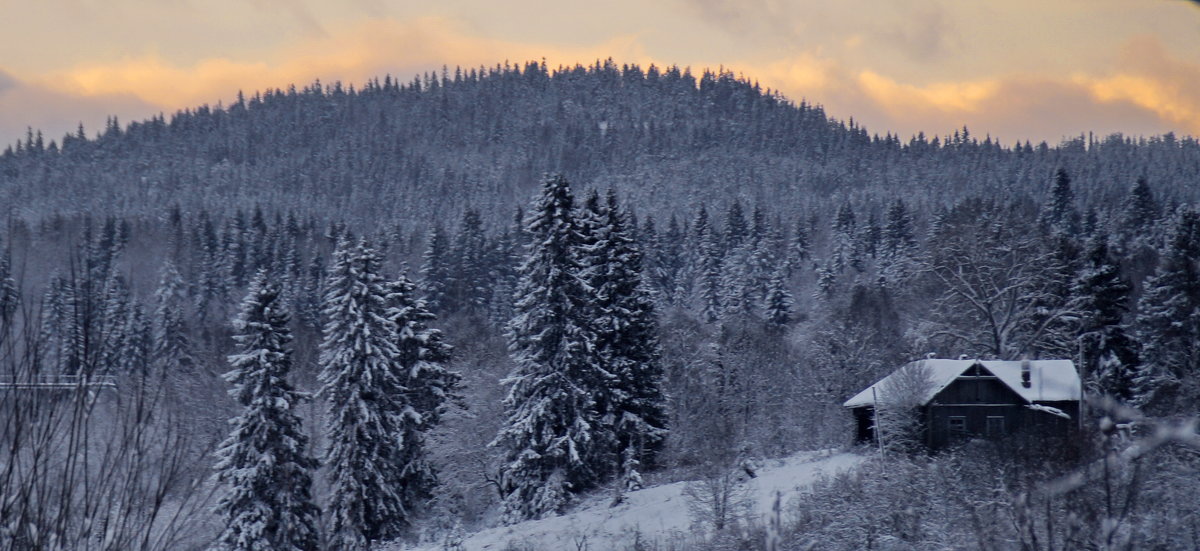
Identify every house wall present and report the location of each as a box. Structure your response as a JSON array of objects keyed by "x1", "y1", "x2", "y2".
[
  {"x1": 926, "y1": 376, "x2": 1076, "y2": 449},
  {"x1": 850, "y1": 375, "x2": 1079, "y2": 450}
]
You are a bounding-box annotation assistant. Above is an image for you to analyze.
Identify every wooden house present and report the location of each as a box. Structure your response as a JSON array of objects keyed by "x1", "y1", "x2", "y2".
[{"x1": 844, "y1": 358, "x2": 1081, "y2": 449}]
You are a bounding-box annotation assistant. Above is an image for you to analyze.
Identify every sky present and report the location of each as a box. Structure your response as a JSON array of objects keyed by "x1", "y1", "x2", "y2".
[{"x1": 2, "y1": 0, "x2": 1199, "y2": 147}]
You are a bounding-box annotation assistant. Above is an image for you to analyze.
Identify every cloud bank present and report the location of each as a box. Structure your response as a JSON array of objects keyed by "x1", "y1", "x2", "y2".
[{"x1": 3, "y1": 5, "x2": 1200, "y2": 147}]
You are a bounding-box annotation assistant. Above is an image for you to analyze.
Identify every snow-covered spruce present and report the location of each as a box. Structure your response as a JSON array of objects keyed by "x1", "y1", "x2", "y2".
[
  {"x1": 581, "y1": 190, "x2": 668, "y2": 488},
  {"x1": 320, "y1": 238, "x2": 406, "y2": 549},
  {"x1": 214, "y1": 272, "x2": 320, "y2": 551},
  {"x1": 495, "y1": 177, "x2": 668, "y2": 521},
  {"x1": 385, "y1": 270, "x2": 460, "y2": 512},
  {"x1": 1071, "y1": 232, "x2": 1140, "y2": 401},
  {"x1": 152, "y1": 260, "x2": 196, "y2": 376},
  {"x1": 492, "y1": 174, "x2": 600, "y2": 520},
  {"x1": 494, "y1": 174, "x2": 604, "y2": 522},
  {"x1": 320, "y1": 237, "x2": 457, "y2": 549},
  {"x1": 1133, "y1": 207, "x2": 1200, "y2": 412}
]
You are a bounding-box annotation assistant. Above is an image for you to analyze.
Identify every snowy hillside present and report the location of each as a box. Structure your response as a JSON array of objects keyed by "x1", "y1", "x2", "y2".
[{"x1": 400, "y1": 450, "x2": 865, "y2": 551}]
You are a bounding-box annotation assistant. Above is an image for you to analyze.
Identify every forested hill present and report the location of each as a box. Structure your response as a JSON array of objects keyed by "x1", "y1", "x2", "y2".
[{"x1": 2, "y1": 59, "x2": 1199, "y2": 228}]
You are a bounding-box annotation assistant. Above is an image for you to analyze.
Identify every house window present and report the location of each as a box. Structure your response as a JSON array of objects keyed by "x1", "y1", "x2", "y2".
[
  {"x1": 987, "y1": 416, "x2": 1005, "y2": 436},
  {"x1": 948, "y1": 416, "x2": 967, "y2": 436}
]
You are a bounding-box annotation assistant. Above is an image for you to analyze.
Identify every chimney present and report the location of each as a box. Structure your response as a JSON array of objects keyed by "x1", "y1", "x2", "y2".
[{"x1": 1021, "y1": 359, "x2": 1032, "y2": 388}]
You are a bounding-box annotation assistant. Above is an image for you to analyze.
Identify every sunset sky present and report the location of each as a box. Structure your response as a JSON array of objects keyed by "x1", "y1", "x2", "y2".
[{"x1": 2, "y1": 0, "x2": 1199, "y2": 147}]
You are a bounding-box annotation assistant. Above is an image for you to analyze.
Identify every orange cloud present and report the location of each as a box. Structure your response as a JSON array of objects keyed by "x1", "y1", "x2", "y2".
[
  {"x1": 735, "y1": 50, "x2": 1181, "y2": 143},
  {"x1": 1072, "y1": 36, "x2": 1200, "y2": 134},
  {"x1": 3, "y1": 17, "x2": 1198, "y2": 147},
  {"x1": 32, "y1": 16, "x2": 657, "y2": 110},
  {"x1": 856, "y1": 71, "x2": 999, "y2": 114}
]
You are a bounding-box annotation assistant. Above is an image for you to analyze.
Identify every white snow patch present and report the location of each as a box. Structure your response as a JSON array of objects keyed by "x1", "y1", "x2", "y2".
[
  {"x1": 395, "y1": 450, "x2": 864, "y2": 551},
  {"x1": 1026, "y1": 403, "x2": 1071, "y2": 420}
]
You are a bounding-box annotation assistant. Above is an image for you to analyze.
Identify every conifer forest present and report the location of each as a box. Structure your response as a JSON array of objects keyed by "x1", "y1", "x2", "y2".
[{"x1": 3, "y1": 61, "x2": 1200, "y2": 550}]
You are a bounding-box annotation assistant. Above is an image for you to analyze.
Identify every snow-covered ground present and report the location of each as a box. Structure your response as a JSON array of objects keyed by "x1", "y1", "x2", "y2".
[{"x1": 401, "y1": 449, "x2": 865, "y2": 551}]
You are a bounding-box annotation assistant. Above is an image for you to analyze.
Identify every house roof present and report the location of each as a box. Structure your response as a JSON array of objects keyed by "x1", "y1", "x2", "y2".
[{"x1": 842, "y1": 358, "x2": 1081, "y2": 408}]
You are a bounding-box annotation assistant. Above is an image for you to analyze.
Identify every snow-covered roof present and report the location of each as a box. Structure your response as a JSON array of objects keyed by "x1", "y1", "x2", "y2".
[{"x1": 843, "y1": 358, "x2": 1080, "y2": 408}]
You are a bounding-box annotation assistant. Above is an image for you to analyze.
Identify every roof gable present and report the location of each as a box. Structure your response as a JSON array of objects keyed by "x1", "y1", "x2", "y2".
[
  {"x1": 843, "y1": 359, "x2": 1081, "y2": 408},
  {"x1": 931, "y1": 363, "x2": 1027, "y2": 404}
]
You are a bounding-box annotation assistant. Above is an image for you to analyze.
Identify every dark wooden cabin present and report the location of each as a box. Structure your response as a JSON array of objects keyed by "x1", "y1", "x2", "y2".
[{"x1": 844, "y1": 358, "x2": 1081, "y2": 449}]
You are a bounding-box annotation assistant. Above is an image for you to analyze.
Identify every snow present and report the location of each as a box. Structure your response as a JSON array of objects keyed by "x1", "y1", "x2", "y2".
[
  {"x1": 1026, "y1": 403, "x2": 1071, "y2": 420},
  {"x1": 395, "y1": 450, "x2": 864, "y2": 551},
  {"x1": 843, "y1": 358, "x2": 1081, "y2": 408}
]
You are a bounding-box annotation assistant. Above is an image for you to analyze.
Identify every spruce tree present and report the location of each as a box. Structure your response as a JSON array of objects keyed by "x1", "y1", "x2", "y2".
[
  {"x1": 319, "y1": 238, "x2": 411, "y2": 548},
  {"x1": 214, "y1": 273, "x2": 320, "y2": 551},
  {"x1": 763, "y1": 265, "x2": 794, "y2": 328},
  {"x1": 693, "y1": 206, "x2": 724, "y2": 323},
  {"x1": 152, "y1": 260, "x2": 195, "y2": 376},
  {"x1": 1072, "y1": 233, "x2": 1139, "y2": 401},
  {"x1": 121, "y1": 304, "x2": 151, "y2": 375},
  {"x1": 297, "y1": 254, "x2": 325, "y2": 331},
  {"x1": 587, "y1": 190, "x2": 668, "y2": 488},
  {"x1": 384, "y1": 271, "x2": 460, "y2": 513},
  {"x1": 0, "y1": 249, "x2": 18, "y2": 329},
  {"x1": 1132, "y1": 208, "x2": 1200, "y2": 412},
  {"x1": 789, "y1": 216, "x2": 810, "y2": 274},
  {"x1": 1120, "y1": 177, "x2": 1159, "y2": 239},
  {"x1": 1039, "y1": 168, "x2": 1080, "y2": 234},
  {"x1": 659, "y1": 215, "x2": 687, "y2": 305},
  {"x1": 487, "y1": 219, "x2": 521, "y2": 326},
  {"x1": 724, "y1": 200, "x2": 748, "y2": 251},
  {"x1": 449, "y1": 208, "x2": 490, "y2": 316},
  {"x1": 98, "y1": 268, "x2": 131, "y2": 374},
  {"x1": 720, "y1": 243, "x2": 758, "y2": 321},
  {"x1": 494, "y1": 174, "x2": 602, "y2": 522},
  {"x1": 831, "y1": 202, "x2": 857, "y2": 273},
  {"x1": 419, "y1": 225, "x2": 451, "y2": 314}
]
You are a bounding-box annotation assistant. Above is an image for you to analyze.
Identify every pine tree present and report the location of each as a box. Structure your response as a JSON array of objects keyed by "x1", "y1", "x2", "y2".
[
  {"x1": 494, "y1": 174, "x2": 602, "y2": 522},
  {"x1": 319, "y1": 238, "x2": 411, "y2": 548},
  {"x1": 1072, "y1": 233, "x2": 1139, "y2": 401},
  {"x1": 1132, "y1": 208, "x2": 1200, "y2": 412},
  {"x1": 384, "y1": 271, "x2": 460, "y2": 513},
  {"x1": 215, "y1": 273, "x2": 320, "y2": 551}
]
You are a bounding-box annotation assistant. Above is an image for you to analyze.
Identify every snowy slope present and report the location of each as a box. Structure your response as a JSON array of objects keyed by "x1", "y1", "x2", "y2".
[{"x1": 400, "y1": 450, "x2": 864, "y2": 551}]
